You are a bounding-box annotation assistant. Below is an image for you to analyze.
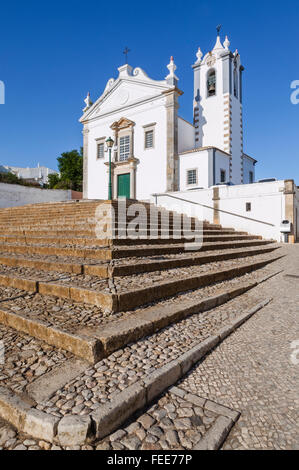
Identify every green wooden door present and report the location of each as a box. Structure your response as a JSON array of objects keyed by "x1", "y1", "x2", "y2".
[{"x1": 117, "y1": 173, "x2": 130, "y2": 199}]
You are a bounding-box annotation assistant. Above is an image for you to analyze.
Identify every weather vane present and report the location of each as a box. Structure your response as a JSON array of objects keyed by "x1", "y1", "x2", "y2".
[
  {"x1": 216, "y1": 25, "x2": 222, "y2": 35},
  {"x1": 123, "y1": 47, "x2": 131, "y2": 64}
]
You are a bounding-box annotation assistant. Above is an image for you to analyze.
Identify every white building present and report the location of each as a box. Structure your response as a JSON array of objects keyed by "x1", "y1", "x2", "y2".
[
  {"x1": 3, "y1": 164, "x2": 58, "y2": 186},
  {"x1": 80, "y1": 31, "x2": 256, "y2": 201}
]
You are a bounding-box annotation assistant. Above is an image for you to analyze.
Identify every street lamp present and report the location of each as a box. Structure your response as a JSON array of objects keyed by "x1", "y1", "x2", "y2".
[{"x1": 106, "y1": 137, "x2": 114, "y2": 200}]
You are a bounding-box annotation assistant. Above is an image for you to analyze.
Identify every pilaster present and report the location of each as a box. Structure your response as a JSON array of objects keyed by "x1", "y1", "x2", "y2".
[
  {"x1": 163, "y1": 88, "x2": 182, "y2": 192},
  {"x1": 82, "y1": 125, "x2": 89, "y2": 199}
]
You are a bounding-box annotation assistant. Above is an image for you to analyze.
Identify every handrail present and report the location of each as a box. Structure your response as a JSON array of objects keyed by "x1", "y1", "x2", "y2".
[{"x1": 153, "y1": 193, "x2": 275, "y2": 227}]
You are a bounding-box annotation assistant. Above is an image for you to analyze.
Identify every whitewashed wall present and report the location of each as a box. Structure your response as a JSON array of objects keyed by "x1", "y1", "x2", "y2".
[
  {"x1": 243, "y1": 157, "x2": 255, "y2": 184},
  {"x1": 214, "y1": 151, "x2": 230, "y2": 185},
  {"x1": 152, "y1": 180, "x2": 295, "y2": 242},
  {"x1": 216, "y1": 182, "x2": 285, "y2": 241},
  {"x1": 179, "y1": 149, "x2": 230, "y2": 191},
  {"x1": 86, "y1": 96, "x2": 167, "y2": 201},
  {"x1": 0, "y1": 183, "x2": 75, "y2": 208},
  {"x1": 178, "y1": 117, "x2": 195, "y2": 153},
  {"x1": 179, "y1": 150, "x2": 211, "y2": 191},
  {"x1": 295, "y1": 186, "x2": 299, "y2": 241}
]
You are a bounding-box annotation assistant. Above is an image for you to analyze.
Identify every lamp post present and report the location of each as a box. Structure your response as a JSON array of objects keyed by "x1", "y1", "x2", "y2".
[{"x1": 106, "y1": 137, "x2": 114, "y2": 200}]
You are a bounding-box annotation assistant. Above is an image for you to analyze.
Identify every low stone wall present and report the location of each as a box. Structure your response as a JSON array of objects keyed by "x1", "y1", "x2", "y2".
[
  {"x1": 0, "y1": 183, "x2": 82, "y2": 208},
  {"x1": 153, "y1": 180, "x2": 299, "y2": 243}
]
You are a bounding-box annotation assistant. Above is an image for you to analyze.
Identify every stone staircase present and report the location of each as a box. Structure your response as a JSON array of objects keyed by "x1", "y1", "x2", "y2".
[{"x1": 0, "y1": 199, "x2": 282, "y2": 448}]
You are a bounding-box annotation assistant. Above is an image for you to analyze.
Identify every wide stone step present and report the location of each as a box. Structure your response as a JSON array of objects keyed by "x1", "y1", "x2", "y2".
[
  {"x1": 0, "y1": 229, "x2": 240, "y2": 241},
  {"x1": 0, "y1": 267, "x2": 280, "y2": 364},
  {"x1": 0, "y1": 244, "x2": 278, "y2": 278},
  {"x1": 0, "y1": 233, "x2": 260, "y2": 248},
  {"x1": 0, "y1": 254, "x2": 281, "y2": 312},
  {"x1": 0, "y1": 239, "x2": 274, "y2": 261}
]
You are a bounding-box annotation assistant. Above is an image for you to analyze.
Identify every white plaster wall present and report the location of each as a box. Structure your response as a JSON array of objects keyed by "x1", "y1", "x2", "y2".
[
  {"x1": 217, "y1": 181, "x2": 285, "y2": 241},
  {"x1": 178, "y1": 117, "x2": 195, "y2": 153},
  {"x1": 179, "y1": 150, "x2": 211, "y2": 191},
  {"x1": 153, "y1": 181, "x2": 288, "y2": 241},
  {"x1": 86, "y1": 96, "x2": 167, "y2": 201},
  {"x1": 0, "y1": 183, "x2": 73, "y2": 208},
  {"x1": 295, "y1": 186, "x2": 299, "y2": 241},
  {"x1": 215, "y1": 151, "x2": 230, "y2": 185},
  {"x1": 199, "y1": 61, "x2": 224, "y2": 150},
  {"x1": 243, "y1": 157, "x2": 255, "y2": 184}
]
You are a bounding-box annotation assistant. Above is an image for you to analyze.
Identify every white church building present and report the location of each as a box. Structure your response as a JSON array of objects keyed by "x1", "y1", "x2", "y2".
[
  {"x1": 80, "y1": 32, "x2": 298, "y2": 243},
  {"x1": 80, "y1": 31, "x2": 256, "y2": 201}
]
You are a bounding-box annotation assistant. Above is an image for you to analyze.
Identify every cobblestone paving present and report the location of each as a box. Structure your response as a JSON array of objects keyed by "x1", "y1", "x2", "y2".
[
  {"x1": 0, "y1": 323, "x2": 73, "y2": 393},
  {"x1": 178, "y1": 245, "x2": 299, "y2": 450},
  {"x1": 0, "y1": 391, "x2": 220, "y2": 451},
  {"x1": 96, "y1": 390, "x2": 218, "y2": 450},
  {"x1": 36, "y1": 267, "x2": 272, "y2": 417},
  {"x1": 0, "y1": 246, "x2": 296, "y2": 450}
]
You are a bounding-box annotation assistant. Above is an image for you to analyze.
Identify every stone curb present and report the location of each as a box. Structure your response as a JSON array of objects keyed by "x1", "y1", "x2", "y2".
[
  {"x1": 193, "y1": 415, "x2": 234, "y2": 450},
  {"x1": 168, "y1": 386, "x2": 240, "y2": 449},
  {"x1": 0, "y1": 297, "x2": 272, "y2": 445}
]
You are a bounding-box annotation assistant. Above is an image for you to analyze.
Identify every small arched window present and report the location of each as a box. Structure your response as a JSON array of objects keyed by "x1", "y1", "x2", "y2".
[{"x1": 207, "y1": 70, "x2": 216, "y2": 97}]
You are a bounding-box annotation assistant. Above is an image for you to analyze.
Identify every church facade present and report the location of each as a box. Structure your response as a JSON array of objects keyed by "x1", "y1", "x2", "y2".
[{"x1": 80, "y1": 32, "x2": 256, "y2": 201}]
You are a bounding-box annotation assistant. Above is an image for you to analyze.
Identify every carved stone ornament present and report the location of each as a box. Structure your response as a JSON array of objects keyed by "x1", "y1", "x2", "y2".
[{"x1": 206, "y1": 55, "x2": 216, "y2": 67}]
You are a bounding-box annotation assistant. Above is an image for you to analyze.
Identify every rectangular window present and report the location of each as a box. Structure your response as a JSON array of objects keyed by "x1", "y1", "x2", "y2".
[
  {"x1": 246, "y1": 202, "x2": 251, "y2": 212},
  {"x1": 97, "y1": 142, "x2": 105, "y2": 159},
  {"x1": 119, "y1": 135, "x2": 130, "y2": 161},
  {"x1": 187, "y1": 169, "x2": 197, "y2": 186},
  {"x1": 220, "y1": 169, "x2": 226, "y2": 183},
  {"x1": 145, "y1": 130, "x2": 154, "y2": 149},
  {"x1": 249, "y1": 171, "x2": 254, "y2": 184}
]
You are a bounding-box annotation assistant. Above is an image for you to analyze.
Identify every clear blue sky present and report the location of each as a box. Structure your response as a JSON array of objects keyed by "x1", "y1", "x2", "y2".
[{"x1": 0, "y1": 0, "x2": 298, "y2": 181}]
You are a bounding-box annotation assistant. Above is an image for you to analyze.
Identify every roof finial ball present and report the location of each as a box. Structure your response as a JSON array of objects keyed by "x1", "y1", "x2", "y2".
[
  {"x1": 216, "y1": 24, "x2": 222, "y2": 36},
  {"x1": 165, "y1": 56, "x2": 178, "y2": 86},
  {"x1": 224, "y1": 35, "x2": 230, "y2": 50}
]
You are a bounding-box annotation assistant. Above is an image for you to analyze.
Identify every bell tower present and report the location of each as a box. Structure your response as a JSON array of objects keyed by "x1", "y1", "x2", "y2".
[{"x1": 192, "y1": 28, "x2": 244, "y2": 184}]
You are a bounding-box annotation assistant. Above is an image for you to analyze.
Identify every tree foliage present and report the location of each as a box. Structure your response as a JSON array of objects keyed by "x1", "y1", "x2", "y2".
[
  {"x1": 0, "y1": 171, "x2": 40, "y2": 188},
  {"x1": 48, "y1": 148, "x2": 83, "y2": 191}
]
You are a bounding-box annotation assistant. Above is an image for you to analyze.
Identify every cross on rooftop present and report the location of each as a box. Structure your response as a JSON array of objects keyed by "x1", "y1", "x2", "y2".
[{"x1": 123, "y1": 47, "x2": 131, "y2": 64}]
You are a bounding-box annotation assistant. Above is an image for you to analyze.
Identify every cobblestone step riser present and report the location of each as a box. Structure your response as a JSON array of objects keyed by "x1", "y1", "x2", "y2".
[
  {"x1": 0, "y1": 235, "x2": 261, "y2": 249},
  {"x1": 109, "y1": 246, "x2": 278, "y2": 277},
  {"x1": 0, "y1": 244, "x2": 111, "y2": 260},
  {"x1": 0, "y1": 256, "x2": 280, "y2": 313},
  {"x1": 0, "y1": 231, "x2": 243, "y2": 244},
  {"x1": 114, "y1": 256, "x2": 280, "y2": 312},
  {"x1": 0, "y1": 245, "x2": 277, "y2": 279},
  {"x1": 0, "y1": 308, "x2": 101, "y2": 363},
  {"x1": 0, "y1": 211, "x2": 197, "y2": 223},
  {"x1": 0, "y1": 255, "x2": 85, "y2": 275},
  {"x1": 111, "y1": 240, "x2": 274, "y2": 259},
  {"x1": 0, "y1": 239, "x2": 274, "y2": 262},
  {"x1": 0, "y1": 228, "x2": 226, "y2": 238},
  {"x1": 0, "y1": 220, "x2": 222, "y2": 230}
]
